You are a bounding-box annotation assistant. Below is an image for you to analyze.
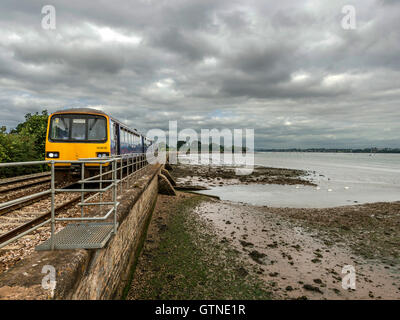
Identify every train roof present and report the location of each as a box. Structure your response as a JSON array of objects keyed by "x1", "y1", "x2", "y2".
[
  {"x1": 54, "y1": 108, "x2": 107, "y2": 115},
  {"x1": 52, "y1": 108, "x2": 151, "y2": 140}
]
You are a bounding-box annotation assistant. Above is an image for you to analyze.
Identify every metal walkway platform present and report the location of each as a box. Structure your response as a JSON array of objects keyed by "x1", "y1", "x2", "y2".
[{"x1": 36, "y1": 222, "x2": 116, "y2": 251}]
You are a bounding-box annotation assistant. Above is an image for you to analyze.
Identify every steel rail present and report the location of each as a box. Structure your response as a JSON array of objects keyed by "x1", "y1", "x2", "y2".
[
  {"x1": 0, "y1": 172, "x2": 51, "y2": 186},
  {"x1": 0, "y1": 176, "x2": 51, "y2": 194},
  {"x1": 0, "y1": 180, "x2": 84, "y2": 216},
  {"x1": 0, "y1": 190, "x2": 51, "y2": 211}
]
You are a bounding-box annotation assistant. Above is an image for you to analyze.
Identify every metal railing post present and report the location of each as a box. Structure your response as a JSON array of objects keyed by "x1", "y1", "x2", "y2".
[
  {"x1": 50, "y1": 161, "x2": 55, "y2": 250},
  {"x1": 81, "y1": 163, "x2": 84, "y2": 218},
  {"x1": 135, "y1": 155, "x2": 137, "y2": 172},
  {"x1": 120, "y1": 158, "x2": 123, "y2": 194},
  {"x1": 99, "y1": 163, "x2": 103, "y2": 214},
  {"x1": 113, "y1": 160, "x2": 118, "y2": 234},
  {"x1": 127, "y1": 155, "x2": 130, "y2": 188}
]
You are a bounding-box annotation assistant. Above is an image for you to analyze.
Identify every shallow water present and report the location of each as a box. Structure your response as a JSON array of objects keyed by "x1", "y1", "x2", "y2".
[{"x1": 185, "y1": 152, "x2": 400, "y2": 208}]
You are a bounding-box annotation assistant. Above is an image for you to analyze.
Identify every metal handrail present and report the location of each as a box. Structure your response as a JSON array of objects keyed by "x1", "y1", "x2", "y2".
[{"x1": 0, "y1": 152, "x2": 153, "y2": 250}]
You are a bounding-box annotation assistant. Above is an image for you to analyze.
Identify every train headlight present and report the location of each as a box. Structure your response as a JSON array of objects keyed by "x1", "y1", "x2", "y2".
[
  {"x1": 46, "y1": 152, "x2": 59, "y2": 158},
  {"x1": 97, "y1": 152, "x2": 110, "y2": 158}
]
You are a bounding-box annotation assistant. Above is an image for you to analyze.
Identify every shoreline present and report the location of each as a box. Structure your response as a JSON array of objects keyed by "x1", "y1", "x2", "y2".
[
  {"x1": 126, "y1": 162, "x2": 399, "y2": 299},
  {"x1": 170, "y1": 162, "x2": 399, "y2": 265},
  {"x1": 127, "y1": 190, "x2": 399, "y2": 299}
]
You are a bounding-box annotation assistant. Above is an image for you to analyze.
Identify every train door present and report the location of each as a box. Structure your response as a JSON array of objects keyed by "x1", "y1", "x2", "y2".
[{"x1": 114, "y1": 123, "x2": 121, "y2": 155}]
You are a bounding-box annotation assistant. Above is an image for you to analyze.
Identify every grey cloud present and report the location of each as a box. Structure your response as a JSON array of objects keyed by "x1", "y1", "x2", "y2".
[{"x1": 0, "y1": 0, "x2": 399, "y2": 148}]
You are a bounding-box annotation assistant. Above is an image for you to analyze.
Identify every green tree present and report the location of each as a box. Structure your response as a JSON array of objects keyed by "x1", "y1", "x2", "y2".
[
  {"x1": 0, "y1": 110, "x2": 49, "y2": 177},
  {"x1": 11, "y1": 110, "x2": 49, "y2": 159}
]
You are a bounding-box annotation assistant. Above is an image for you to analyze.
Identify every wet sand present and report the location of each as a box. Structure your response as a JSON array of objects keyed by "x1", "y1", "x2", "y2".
[
  {"x1": 194, "y1": 200, "x2": 400, "y2": 299},
  {"x1": 169, "y1": 163, "x2": 400, "y2": 299}
]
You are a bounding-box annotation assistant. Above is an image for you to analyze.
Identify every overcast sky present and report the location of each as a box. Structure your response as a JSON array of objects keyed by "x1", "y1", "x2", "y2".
[{"x1": 0, "y1": 0, "x2": 399, "y2": 148}]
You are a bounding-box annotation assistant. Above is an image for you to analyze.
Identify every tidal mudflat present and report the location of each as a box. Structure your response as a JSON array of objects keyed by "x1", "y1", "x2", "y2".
[
  {"x1": 193, "y1": 199, "x2": 400, "y2": 299},
  {"x1": 167, "y1": 161, "x2": 399, "y2": 299}
]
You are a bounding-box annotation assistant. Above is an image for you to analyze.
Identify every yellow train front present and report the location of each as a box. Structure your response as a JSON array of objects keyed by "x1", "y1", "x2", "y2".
[{"x1": 45, "y1": 108, "x2": 150, "y2": 181}]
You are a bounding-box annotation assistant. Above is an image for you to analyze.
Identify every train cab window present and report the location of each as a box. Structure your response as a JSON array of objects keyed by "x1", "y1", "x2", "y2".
[
  {"x1": 71, "y1": 119, "x2": 86, "y2": 140},
  {"x1": 88, "y1": 118, "x2": 106, "y2": 141},
  {"x1": 51, "y1": 117, "x2": 70, "y2": 140}
]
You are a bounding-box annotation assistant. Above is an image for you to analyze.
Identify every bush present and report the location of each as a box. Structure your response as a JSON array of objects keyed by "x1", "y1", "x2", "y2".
[{"x1": 0, "y1": 110, "x2": 49, "y2": 178}]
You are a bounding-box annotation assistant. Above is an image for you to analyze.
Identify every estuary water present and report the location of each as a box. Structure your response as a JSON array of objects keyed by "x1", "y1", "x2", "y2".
[{"x1": 191, "y1": 152, "x2": 400, "y2": 208}]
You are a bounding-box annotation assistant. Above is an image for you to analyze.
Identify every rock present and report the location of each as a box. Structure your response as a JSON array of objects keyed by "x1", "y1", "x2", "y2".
[
  {"x1": 303, "y1": 284, "x2": 323, "y2": 294},
  {"x1": 285, "y1": 286, "x2": 293, "y2": 291},
  {"x1": 158, "y1": 174, "x2": 176, "y2": 196},
  {"x1": 332, "y1": 288, "x2": 340, "y2": 295},
  {"x1": 239, "y1": 240, "x2": 254, "y2": 247},
  {"x1": 161, "y1": 168, "x2": 176, "y2": 186},
  {"x1": 314, "y1": 251, "x2": 323, "y2": 258},
  {"x1": 248, "y1": 250, "x2": 267, "y2": 264},
  {"x1": 267, "y1": 242, "x2": 278, "y2": 248},
  {"x1": 175, "y1": 185, "x2": 210, "y2": 191},
  {"x1": 291, "y1": 244, "x2": 301, "y2": 251}
]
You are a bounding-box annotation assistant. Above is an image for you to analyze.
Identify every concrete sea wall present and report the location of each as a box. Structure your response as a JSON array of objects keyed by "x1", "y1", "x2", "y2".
[{"x1": 0, "y1": 164, "x2": 162, "y2": 300}]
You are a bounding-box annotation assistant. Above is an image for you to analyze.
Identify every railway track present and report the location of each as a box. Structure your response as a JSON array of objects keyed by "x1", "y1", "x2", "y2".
[
  {"x1": 0, "y1": 172, "x2": 77, "y2": 216},
  {"x1": 0, "y1": 179, "x2": 111, "y2": 249},
  {"x1": 0, "y1": 184, "x2": 91, "y2": 272},
  {"x1": 0, "y1": 172, "x2": 51, "y2": 194},
  {"x1": 0, "y1": 172, "x2": 90, "y2": 247},
  {"x1": 0, "y1": 193, "x2": 82, "y2": 246}
]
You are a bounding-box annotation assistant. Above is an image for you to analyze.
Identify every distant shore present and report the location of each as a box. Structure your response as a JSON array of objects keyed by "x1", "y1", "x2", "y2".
[{"x1": 255, "y1": 149, "x2": 400, "y2": 153}]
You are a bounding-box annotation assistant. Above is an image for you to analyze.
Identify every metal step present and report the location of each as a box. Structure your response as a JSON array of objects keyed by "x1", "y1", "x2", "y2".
[{"x1": 36, "y1": 222, "x2": 116, "y2": 251}]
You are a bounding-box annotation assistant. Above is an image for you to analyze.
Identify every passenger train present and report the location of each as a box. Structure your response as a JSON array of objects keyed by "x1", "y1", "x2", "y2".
[{"x1": 45, "y1": 108, "x2": 154, "y2": 173}]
